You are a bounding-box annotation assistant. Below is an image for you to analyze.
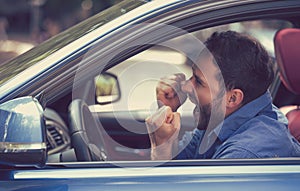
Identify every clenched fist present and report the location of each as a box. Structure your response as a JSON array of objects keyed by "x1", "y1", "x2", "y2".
[
  {"x1": 146, "y1": 106, "x2": 181, "y2": 160},
  {"x1": 156, "y1": 73, "x2": 187, "y2": 112}
]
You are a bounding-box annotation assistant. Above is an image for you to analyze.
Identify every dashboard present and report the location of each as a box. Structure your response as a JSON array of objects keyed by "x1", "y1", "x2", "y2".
[{"x1": 44, "y1": 108, "x2": 71, "y2": 155}]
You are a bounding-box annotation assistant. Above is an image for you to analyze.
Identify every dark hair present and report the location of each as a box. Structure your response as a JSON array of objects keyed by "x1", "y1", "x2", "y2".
[{"x1": 204, "y1": 31, "x2": 274, "y2": 104}]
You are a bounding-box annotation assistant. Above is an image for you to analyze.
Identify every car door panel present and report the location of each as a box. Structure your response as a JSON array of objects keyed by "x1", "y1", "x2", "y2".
[
  {"x1": 3, "y1": 163, "x2": 300, "y2": 191},
  {"x1": 94, "y1": 110, "x2": 195, "y2": 160}
]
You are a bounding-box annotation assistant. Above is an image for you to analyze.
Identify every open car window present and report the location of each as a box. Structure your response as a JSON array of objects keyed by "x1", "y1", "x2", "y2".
[
  {"x1": 74, "y1": 19, "x2": 295, "y2": 162},
  {"x1": 43, "y1": 17, "x2": 296, "y2": 164},
  {"x1": 92, "y1": 19, "x2": 292, "y2": 113}
]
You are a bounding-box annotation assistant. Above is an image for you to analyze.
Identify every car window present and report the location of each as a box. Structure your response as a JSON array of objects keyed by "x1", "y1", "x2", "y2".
[
  {"x1": 100, "y1": 46, "x2": 193, "y2": 112},
  {"x1": 50, "y1": 18, "x2": 294, "y2": 163},
  {"x1": 93, "y1": 19, "x2": 292, "y2": 113}
]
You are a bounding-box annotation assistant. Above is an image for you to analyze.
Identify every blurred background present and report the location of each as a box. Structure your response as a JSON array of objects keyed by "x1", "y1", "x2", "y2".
[{"x1": 0, "y1": 0, "x2": 121, "y2": 64}]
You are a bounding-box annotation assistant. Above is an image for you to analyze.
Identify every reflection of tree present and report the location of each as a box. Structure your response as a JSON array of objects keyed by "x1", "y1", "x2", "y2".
[{"x1": 95, "y1": 74, "x2": 118, "y2": 96}]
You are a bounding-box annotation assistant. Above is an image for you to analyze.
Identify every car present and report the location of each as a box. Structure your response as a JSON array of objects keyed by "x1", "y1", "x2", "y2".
[{"x1": 1, "y1": 0, "x2": 300, "y2": 190}]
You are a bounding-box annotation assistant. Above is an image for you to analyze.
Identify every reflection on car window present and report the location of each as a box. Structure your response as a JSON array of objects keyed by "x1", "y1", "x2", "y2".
[
  {"x1": 89, "y1": 19, "x2": 295, "y2": 162},
  {"x1": 94, "y1": 19, "x2": 292, "y2": 113}
]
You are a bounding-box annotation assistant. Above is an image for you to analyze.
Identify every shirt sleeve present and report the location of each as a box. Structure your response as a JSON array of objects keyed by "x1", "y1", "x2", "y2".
[
  {"x1": 175, "y1": 129, "x2": 205, "y2": 159},
  {"x1": 212, "y1": 146, "x2": 259, "y2": 159}
]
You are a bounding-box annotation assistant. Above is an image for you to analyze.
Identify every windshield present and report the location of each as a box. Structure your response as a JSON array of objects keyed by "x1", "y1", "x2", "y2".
[{"x1": 0, "y1": 0, "x2": 146, "y2": 86}]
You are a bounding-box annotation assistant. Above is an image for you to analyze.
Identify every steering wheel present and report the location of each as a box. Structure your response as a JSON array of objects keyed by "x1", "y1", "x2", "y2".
[{"x1": 68, "y1": 99, "x2": 107, "y2": 161}]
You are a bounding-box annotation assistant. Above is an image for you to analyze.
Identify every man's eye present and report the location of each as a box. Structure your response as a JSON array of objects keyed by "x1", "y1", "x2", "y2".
[
  {"x1": 192, "y1": 73, "x2": 203, "y2": 86},
  {"x1": 195, "y1": 77, "x2": 202, "y2": 85}
]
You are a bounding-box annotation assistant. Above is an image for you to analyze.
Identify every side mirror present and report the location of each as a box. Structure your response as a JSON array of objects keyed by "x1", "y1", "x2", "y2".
[
  {"x1": 0, "y1": 96, "x2": 46, "y2": 167},
  {"x1": 95, "y1": 72, "x2": 121, "y2": 105}
]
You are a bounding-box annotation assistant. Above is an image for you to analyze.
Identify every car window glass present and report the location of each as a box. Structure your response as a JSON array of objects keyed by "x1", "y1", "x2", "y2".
[
  {"x1": 93, "y1": 19, "x2": 292, "y2": 113},
  {"x1": 106, "y1": 46, "x2": 192, "y2": 112},
  {"x1": 85, "y1": 19, "x2": 294, "y2": 162}
]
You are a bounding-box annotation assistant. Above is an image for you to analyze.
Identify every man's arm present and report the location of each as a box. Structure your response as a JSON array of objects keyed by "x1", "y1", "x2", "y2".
[
  {"x1": 145, "y1": 73, "x2": 189, "y2": 160},
  {"x1": 146, "y1": 106, "x2": 180, "y2": 160},
  {"x1": 212, "y1": 146, "x2": 259, "y2": 159},
  {"x1": 175, "y1": 129, "x2": 205, "y2": 159},
  {"x1": 156, "y1": 73, "x2": 187, "y2": 112}
]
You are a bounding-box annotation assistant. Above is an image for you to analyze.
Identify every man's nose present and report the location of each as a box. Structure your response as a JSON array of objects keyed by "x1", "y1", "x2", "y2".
[{"x1": 181, "y1": 78, "x2": 193, "y2": 94}]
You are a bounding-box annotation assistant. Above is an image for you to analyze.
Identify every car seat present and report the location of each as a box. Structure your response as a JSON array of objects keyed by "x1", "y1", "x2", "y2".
[{"x1": 274, "y1": 28, "x2": 300, "y2": 141}]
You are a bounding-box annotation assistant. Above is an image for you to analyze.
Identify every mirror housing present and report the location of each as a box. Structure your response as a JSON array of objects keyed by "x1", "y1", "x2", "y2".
[
  {"x1": 0, "y1": 96, "x2": 47, "y2": 167},
  {"x1": 95, "y1": 72, "x2": 121, "y2": 105}
]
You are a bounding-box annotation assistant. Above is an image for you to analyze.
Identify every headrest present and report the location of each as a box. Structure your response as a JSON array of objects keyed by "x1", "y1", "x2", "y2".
[{"x1": 274, "y1": 28, "x2": 300, "y2": 95}]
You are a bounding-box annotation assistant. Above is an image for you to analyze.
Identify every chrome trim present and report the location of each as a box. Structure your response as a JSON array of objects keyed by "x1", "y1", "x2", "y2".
[
  {"x1": 14, "y1": 165, "x2": 300, "y2": 179},
  {"x1": 0, "y1": 142, "x2": 46, "y2": 150}
]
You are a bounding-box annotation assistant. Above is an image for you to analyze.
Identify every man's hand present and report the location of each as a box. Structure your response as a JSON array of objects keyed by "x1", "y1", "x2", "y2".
[
  {"x1": 146, "y1": 106, "x2": 181, "y2": 160},
  {"x1": 156, "y1": 73, "x2": 187, "y2": 112}
]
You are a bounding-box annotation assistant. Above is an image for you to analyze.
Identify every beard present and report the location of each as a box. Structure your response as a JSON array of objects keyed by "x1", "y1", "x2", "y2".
[
  {"x1": 193, "y1": 103, "x2": 212, "y2": 130},
  {"x1": 193, "y1": 97, "x2": 225, "y2": 131}
]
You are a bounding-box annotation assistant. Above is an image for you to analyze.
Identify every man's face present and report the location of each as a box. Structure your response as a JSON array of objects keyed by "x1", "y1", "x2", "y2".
[{"x1": 182, "y1": 56, "x2": 223, "y2": 130}]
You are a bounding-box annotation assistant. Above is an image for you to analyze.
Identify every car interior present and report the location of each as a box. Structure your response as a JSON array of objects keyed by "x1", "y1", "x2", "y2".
[
  {"x1": 274, "y1": 28, "x2": 300, "y2": 141},
  {"x1": 44, "y1": 18, "x2": 300, "y2": 163}
]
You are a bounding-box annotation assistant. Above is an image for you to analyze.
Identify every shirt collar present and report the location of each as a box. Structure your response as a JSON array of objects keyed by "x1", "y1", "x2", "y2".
[{"x1": 211, "y1": 91, "x2": 273, "y2": 142}]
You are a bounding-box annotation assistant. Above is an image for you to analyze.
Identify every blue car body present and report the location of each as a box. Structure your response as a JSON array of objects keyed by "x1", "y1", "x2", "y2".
[{"x1": 1, "y1": 0, "x2": 300, "y2": 190}]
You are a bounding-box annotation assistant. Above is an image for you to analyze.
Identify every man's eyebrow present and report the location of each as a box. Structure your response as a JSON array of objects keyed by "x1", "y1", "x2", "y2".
[{"x1": 192, "y1": 65, "x2": 206, "y2": 85}]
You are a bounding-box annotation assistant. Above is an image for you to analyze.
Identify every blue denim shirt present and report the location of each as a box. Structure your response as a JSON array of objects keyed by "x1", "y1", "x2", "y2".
[{"x1": 176, "y1": 91, "x2": 300, "y2": 159}]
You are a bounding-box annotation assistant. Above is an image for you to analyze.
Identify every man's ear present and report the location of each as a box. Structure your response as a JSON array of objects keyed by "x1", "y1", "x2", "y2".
[{"x1": 226, "y1": 89, "x2": 244, "y2": 109}]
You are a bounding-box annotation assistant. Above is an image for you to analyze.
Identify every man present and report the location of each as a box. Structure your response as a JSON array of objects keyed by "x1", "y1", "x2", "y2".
[{"x1": 146, "y1": 31, "x2": 300, "y2": 160}]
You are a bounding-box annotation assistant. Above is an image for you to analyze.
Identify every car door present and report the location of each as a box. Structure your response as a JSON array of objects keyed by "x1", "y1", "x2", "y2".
[{"x1": 78, "y1": 0, "x2": 300, "y2": 161}]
